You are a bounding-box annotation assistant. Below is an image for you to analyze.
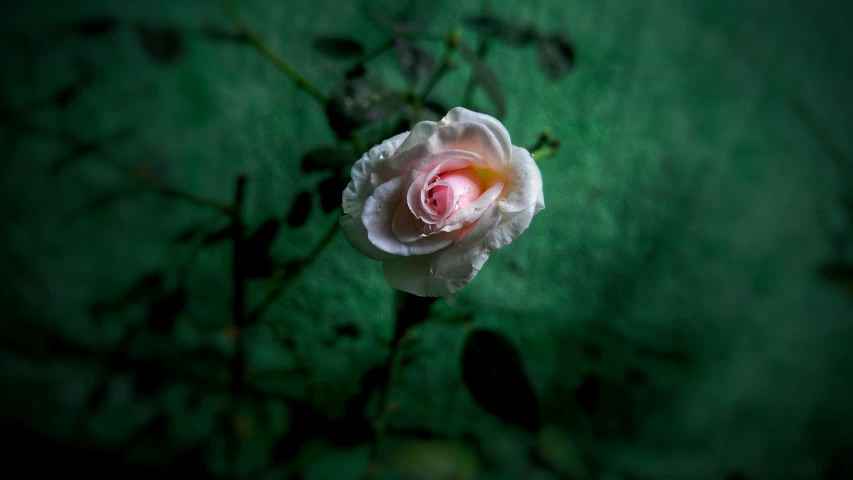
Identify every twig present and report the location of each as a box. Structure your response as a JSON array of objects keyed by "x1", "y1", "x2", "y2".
[
  {"x1": 228, "y1": 175, "x2": 248, "y2": 477},
  {"x1": 248, "y1": 211, "x2": 341, "y2": 323},
  {"x1": 220, "y1": 0, "x2": 327, "y2": 105},
  {"x1": 461, "y1": 0, "x2": 493, "y2": 107},
  {"x1": 418, "y1": 27, "x2": 459, "y2": 103}
]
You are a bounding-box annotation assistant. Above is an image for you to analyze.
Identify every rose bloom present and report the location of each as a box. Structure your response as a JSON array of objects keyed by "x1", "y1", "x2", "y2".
[{"x1": 340, "y1": 107, "x2": 544, "y2": 297}]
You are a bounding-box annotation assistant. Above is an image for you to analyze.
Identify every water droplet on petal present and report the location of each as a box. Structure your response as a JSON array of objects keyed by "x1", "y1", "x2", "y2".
[{"x1": 378, "y1": 151, "x2": 388, "y2": 159}]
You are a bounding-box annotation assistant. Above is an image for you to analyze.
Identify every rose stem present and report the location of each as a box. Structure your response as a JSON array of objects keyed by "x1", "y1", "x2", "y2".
[
  {"x1": 219, "y1": 0, "x2": 327, "y2": 104},
  {"x1": 345, "y1": 38, "x2": 395, "y2": 76},
  {"x1": 228, "y1": 174, "x2": 248, "y2": 477},
  {"x1": 461, "y1": 0, "x2": 493, "y2": 108},
  {"x1": 530, "y1": 142, "x2": 561, "y2": 162}
]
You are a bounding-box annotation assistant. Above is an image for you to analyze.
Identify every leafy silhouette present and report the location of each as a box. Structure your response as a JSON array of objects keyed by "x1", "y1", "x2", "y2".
[
  {"x1": 71, "y1": 17, "x2": 118, "y2": 37},
  {"x1": 146, "y1": 288, "x2": 187, "y2": 334},
  {"x1": 244, "y1": 219, "x2": 281, "y2": 277},
  {"x1": 393, "y1": 38, "x2": 436, "y2": 85},
  {"x1": 313, "y1": 38, "x2": 365, "y2": 58},
  {"x1": 535, "y1": 35, "x2": 576, "y2": 80},
  {"x1": 818, "y1": 261, "x2": 853, "y2": 296},
  {"x1": 300, "y1": 145, "x2": 354, "y2": 174},
  {"x1": 325, "y1": 77, "x2": 406, "y2": 139},
  {"x1": 202, "y1": 225, "x2": 235, "y2": 245},
  {"x1": 286, "y1": 191, "x2": 313, "y2": 228},
  {"x1": 460, "y1": 328, "x2": 540, "y2": 431},
  {"x1": 458, "y1": 44, "x2": 506, "y2": 117},
  {"x1": 136, "y1": 25, "x2": 184, "y2": 64},
  {"x1": 464, "y1": 16, "x2": 536, "y2": 47},
  {"x1": 318, "y1": 175, "x2": 349, "y2": 213},
  {"x1": 90, "y1": 272, "x2": 164, "y2": 317},
  {"x1": 172, "y1": 223, "x2": 206, "y2": 243}
]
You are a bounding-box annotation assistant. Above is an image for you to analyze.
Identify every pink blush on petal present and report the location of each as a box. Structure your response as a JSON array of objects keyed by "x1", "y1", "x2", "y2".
[{"x1": 423, "y1": 167, "x2": 485, "y2": 218}]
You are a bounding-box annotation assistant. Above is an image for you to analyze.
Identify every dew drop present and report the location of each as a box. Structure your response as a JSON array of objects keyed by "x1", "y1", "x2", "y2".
[{"x1": 378, "y1": 151, "x2": 388, "y2": 159}]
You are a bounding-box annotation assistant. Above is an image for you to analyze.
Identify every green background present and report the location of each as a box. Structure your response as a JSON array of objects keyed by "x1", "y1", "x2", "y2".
[{"x1": 2, "y1": 0, "x2": 852, "y2": 479}]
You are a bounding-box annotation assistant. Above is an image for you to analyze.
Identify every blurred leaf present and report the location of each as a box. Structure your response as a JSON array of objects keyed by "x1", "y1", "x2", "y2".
[
  {"x1": 366, "y1": 7, "x2": 429, "y2": 34},
  {"x1": 136, "y1": 25, "x2": 184, "y2": 64},
  {"x1": 318, "y1": 175, "x2": 349, "y2": 213},
  {"x1": 300, "y1": 146, "x2": 354, "y2": 173},
  {"x1": 50, "y1": 127, "x2": 134, "y2": 174},
  {"x1": 818, "y1": 261, "x2": 853, "y2": 296},
  {"x1": 133, "y1": 363, "x2": 168, "y2": 396},
  {"x1": 325, "y1": 77, "x2": 406, "y2": 140},
  {"x1": 345, "y1": 63, "x2": 367, "y2": 79},
  {"x1": 245, "y1": 219, "x2": 281, "y2": 277},
  {"x1": 458, "y1": 44, "x2": 506, "y2": 117},
  {"x1": 287, "y1": 191, "x2": 313, "y2": 228},
  {"x1": 334, "y1": 323, "x2": 360, "y2": 338},
  {"x1": 393, "y1": 38, "x2": 436, "y2": 85},
  {"x1": 422, "y1": 100, "x2": 449, "y2": 117},
  {"x1": 313, "y1": 37, "x2": 364, "y2": 58},
  {"x1": 537, "y1": 425, "x2": 590, "y2": 479},
  {"x1": 202, "y1": 225, "x2": 234, "y2": 245},
  {"x1": 386, "y1": 440, "x2": 480, "y2": 480},
  {"x1": 464, "y1": 16, "x2": 536, "y2": 47},
  {"x1": 90, "y1": 272, "x2": 164, "y2": 315},
  {"x1": 200, "y1": 26, "x2": 249, "y2": 43},
  {"x1": 71, "y1": 17, "x2": 118, "y2": 37},
  {"x1": 172, "y1": 223, "x2": 205, "y2": 243},
  {"x1": 146, "y1": 288, "x2": 186, "y2": 334},
  {"x1": 460, "y1": 329, "x2": 540, "y2": 431},
  {"x1": 634, "y1": 345, "x2": 690, "y2": 365},
  {"x1": 535, "y1": 35, "x2": 576, "y2": 80},
  {"x1": 70, "y1": 186, "x2": 142, "y2": 215},
  {"x1": 394, "y1": 292, "x2": 436, "y2": 341}
]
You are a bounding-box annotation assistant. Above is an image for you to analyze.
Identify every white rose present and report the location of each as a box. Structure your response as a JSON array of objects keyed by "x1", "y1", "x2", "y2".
[{"x1": 339, "y1": 107, "x2": 545, "y2": 297}]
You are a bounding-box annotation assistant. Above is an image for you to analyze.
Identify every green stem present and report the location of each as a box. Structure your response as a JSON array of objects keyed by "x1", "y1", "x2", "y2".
[
  {"x1": 220, "y1": 0, "x2": 327, "y2": 105},
  {"x1": 530, "y1": 145, "x2": 559, "y2": 161}
]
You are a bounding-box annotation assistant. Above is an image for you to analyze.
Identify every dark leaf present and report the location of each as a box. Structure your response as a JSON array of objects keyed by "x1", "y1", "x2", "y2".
[
  {"x1": 581, "y1": 343, "x2": 602, "y2": 360},
  {"x1": 572, "y1": 375, "x2": 601, "y2": 414},
  {"x1": 818, "y1": 261, "x2": 853, "y2": 296},
  {"x1": 334, "y1": 323, "x2": 361, "y2": 338},
  {"x1": 366, "y1": 7, "x2": 428, "y2": 34},
  {"x1": 202, "y1": 225, "x2": 234, "y2": 245},
  {"x1": 313, "y1": 37, "x2": 364, "y2": 58},
  {"x1": 136, "y1": 25, "x2": 184, "y2": 64},
  {"x1": 464, "y1": 16, "x2": 536, "y2": 47},
  {"x1": 535, "y1": 35, "x2": 576, "y2": 80},
  {"x1": 458, "y1": 44, "x2": 506, "y2": 117},
  {"x1": 325, "y1": 77, "x2": 406, "y2": 139},
  {"x1": 134, "y1": 363, "x2": 168, "y2": 396},
  {"x1": 300, "y1": 146, "x2": 354, "y2": 173},
  {"x1": 172, "y1": 223, "x2": 205, "y2": 243},
  {"x1": 286, "y1": 191, "x2": 312, "y2": 228},
  {"x1": 200, "y1": 26, "x2": 249, "y2": 43},
  {"x1": 389, "y1": 117, "x2": 411, "y2": 137},
  {"x1": 245, "y1": 219, "x2": 281, "y2": 277},
  {"x1": 460, "y1": 329, "x2": 540, "y2": 431},
  {"x1": 318, "y1": 175, "x2": 349, "y2": 213},
  {"x1": 90, "y1": 272, "x2": 164, "y2": 316},
  {"x1": 422, "y1": 100, "x2": 449, "y2": 117},
  {"x1": 146, "y1": 288, "x2": 186, "y2": 334},
  {"x1": 393, "y1": 38, "x2": 436, "y2": 85},
  {"x1": 72, "y1": 17, "x2": 118, "y2": 37}
]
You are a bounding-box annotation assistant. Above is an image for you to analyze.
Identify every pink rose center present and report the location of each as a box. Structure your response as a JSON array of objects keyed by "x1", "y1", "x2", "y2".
[{"x1": 424, "y1": 167, "x2": 485, "y2": 219}]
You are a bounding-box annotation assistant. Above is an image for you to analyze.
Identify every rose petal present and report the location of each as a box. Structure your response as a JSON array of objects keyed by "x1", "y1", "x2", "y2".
[
  {"x1": 343, "y1": 131, "x2": 410, "y2": 217},
  {"x1": 431, "y1": 243, "x2": 489, "y2": 282},
  {"x1": 383, "y1": 254, "x2": 472, "y2": 297},
  {"x1": 484, "y1": 202, "x2": 538, "y2": 252},
  {"x1": 442, "y1": 107, "x2": 512, "y2": 165},
  {"x1": 442, "y1": 181, "x2": 505, "y2": 231},
  {"x1": 391, "y1": 201, "x2": 425, "y2": 243},
  {"x1": 456, "y1": 203, "x2": 502, "y2": 248},
  {"x1": 499, "y1": 146, "x2": 543, "y2": 213},
  {"x1": 405, "y1": 151, "x2": 484, "y2": 223},
  {"x1": 363, "y1": 177, "x2": 454, "y2": 256},
  {"x1": 340, "y1": 214, "x2": 395, "y2": 261}
]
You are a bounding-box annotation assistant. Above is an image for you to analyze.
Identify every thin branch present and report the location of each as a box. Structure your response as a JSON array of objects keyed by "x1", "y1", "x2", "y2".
[
  {"x1": 248, "y1": 211, "x2": 341, "y2": 323},
  {"x1": 228, "y1": 175, "x2": 248, "y2": 477},
  {"x1": 220, "y1": 0, "x2": 327, "y2": 104},
  {"x1": 418, "y1": 27, "x2": 459, "y2": 103}
]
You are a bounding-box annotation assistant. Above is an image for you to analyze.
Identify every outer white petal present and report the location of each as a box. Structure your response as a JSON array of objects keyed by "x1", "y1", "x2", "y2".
[
  {"x1": 484, "y1": 202, "x2": 539, "y2": 252},
  {"x1": 442, "y1": 107, "x2": 512, "y2": 166},
  {"x1": 456, "y1": 203, "x2": 502, "y2": 248},
  {"x1": 499, "y1": 146, "x2": 543, "y2": 213},
  {"x1": 383, "y1": 254, "x2": 473, "y2": 297},
  {"x1": 340, "y1": 214, "x2": 394, "y2": 261},
  {"x1": 362, "y1": 177, "x2": 454, "y2": 256},
  {"x1": 342, "y1": 131, "x2": 409, "y2": 217}
]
